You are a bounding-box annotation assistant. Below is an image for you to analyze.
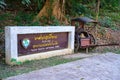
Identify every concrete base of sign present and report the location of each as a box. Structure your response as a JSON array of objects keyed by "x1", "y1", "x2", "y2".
[
  {"x1": 5, "y1": 26, "x2": 75, "y2": 65},
  {"x1": 18, "y1": 49, "x2": 73, "y2": 62}
]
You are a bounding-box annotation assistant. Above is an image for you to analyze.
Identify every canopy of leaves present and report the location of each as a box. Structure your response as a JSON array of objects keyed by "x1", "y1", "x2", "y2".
[{"x1": 1, "y1": 0, "x2": 120, "y2": 14}]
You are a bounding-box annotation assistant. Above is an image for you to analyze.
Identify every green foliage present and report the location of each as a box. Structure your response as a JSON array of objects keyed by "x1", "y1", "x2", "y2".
[
  {"x1": 101, "y1": 0, "x2": 120, "y2": 11},
  {"x1": 10, "y1": 58, "x2": 17, "y2": 62},
  {"x1": 49, "y1": 16, "x2": 60, "y2": 26},
  {"x1": 99, "y1": 16, "x2": 118, "y2": 30},
  {"x1": 80, "y1": 0, "x2": 96, "y2": 4},
  {"x1": 29, "y1": 21, "x2": 40, "y2": 26},
  {"x1": 35, "y1": 0, "x2": 45, "y2": 10},
  {"x1": 81, "y1": 0, "x2": 120, "y2": 11},
  {"x1": 21, "y1": 0, "x2": 45, "y2": 10},
  {"x1": 11, "y1": 58, "x2": 22, "y2": 65},
  {"x1": 65, "y1": 0, "x2": 88, "y2": 16},
  {"x1": 0, "y1": 13, "x2": 11, "y2": 21},
  {"x1": 22, "y1": 0, "x2": 31, "y2": 7},
  {"x1": 0, "y1": 11, "x2": 40, "y2": 28},
  {"x1": 39, "y1": 16, "x2": 60, "y2": 26},
  {"x1": 0, "y1": 29, "x2": 3, "y2": 32},
  {"x1": 115, "y1": 49, "x2": 120, "y2": 54},
  {"x1": 102, "y1": 48, "x2": 120, "y2": 54},
  {"x1": 13, "y1": 12, "x2": 40, "y2": 26},
  {"x1": 102, "y1": 11, "x2": 120, "y2": 22},
  {"x1": 99, "y1": 17, "x2": 113, "y2": 28},
  {"x1": 0, "y1": 0, "x2": 6, "y2": 9}
]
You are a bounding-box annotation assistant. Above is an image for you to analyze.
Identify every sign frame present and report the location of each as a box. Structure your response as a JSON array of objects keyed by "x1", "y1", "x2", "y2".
[{"x1": 5, "y1": 26, "x2": 75, "y2": 64}]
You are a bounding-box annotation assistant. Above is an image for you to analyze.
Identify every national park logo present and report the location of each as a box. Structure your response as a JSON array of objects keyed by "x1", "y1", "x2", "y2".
[{"x1": 21, "y1": 38, "x2": 30, "y2": 49}]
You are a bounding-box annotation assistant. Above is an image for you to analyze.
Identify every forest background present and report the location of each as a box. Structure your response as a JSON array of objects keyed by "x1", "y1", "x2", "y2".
[
  {"x1": 0, "y1": 0, "x2": 120, "y2": 78},
  {"x1": 0, "y1": 0, "x2": 120, "y2": 57}
]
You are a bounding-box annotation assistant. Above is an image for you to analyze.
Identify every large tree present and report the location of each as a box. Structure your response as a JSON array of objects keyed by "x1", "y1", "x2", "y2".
[{"x1": 34, "y1": 0, "x2": 67, "y2": 23}]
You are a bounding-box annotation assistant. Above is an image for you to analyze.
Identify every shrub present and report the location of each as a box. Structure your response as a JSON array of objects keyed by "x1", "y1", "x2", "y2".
[
  {"x1": 0, "y1": 0, "x2": 6, "y2": 9},
  {"x1": 65, "y1": 0, "x2": 88, "y2": 16},
  {"x1": 99, "y1": 16, "x2": 118, "y2": 30}
]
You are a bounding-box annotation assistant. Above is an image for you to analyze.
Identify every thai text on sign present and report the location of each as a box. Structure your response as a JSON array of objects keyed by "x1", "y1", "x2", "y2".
[{"x1": 18, "y1": 32, "x2": 68, "y2": 56}]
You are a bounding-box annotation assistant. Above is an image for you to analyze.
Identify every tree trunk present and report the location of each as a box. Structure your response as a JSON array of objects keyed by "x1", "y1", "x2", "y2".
[
  {"x1": 96, "y1": 0, "x2": 100, "y2": 21},
  {"x1": 34, "y1": 0, "x2": 67, "y2": 23}
]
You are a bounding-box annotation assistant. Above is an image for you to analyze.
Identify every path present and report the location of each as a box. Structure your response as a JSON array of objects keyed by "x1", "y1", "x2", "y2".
[{"x1": 4, "y1": 52, "x2": 120, "y2": 80}]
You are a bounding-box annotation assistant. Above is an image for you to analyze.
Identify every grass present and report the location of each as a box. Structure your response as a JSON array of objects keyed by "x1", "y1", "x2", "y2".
[
  {"x1": 0, "y1": 49, "x2": 120, "y2": 79},
  {"x1": 0, "y1": 56, "x2": 81, "y2": 79},
  {"x1": 115, "y1": 49, "x2": 120, "y2": 54},
  {"x1": 100, "y1": 47, "x2": 120, "y2": 54}
]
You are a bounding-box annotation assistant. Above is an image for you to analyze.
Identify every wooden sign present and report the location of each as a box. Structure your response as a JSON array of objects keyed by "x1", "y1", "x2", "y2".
[{"x1": 18, "y1": 32, "x2": 68, "y2": 56}]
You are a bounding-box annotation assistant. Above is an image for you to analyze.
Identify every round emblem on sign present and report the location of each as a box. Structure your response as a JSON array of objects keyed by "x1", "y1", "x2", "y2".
[{"x1": 21, "y1": 38, "x2": 30, "y2": 49}]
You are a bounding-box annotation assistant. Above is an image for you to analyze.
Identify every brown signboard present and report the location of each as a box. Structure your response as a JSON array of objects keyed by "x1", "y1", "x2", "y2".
[{"x1": 18, "y1": 32, "x2": 68, "y2": 56}]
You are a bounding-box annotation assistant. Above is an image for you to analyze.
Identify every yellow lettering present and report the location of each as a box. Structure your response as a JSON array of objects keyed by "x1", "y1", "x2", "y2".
[
  {"x1": 34, "y1": 34, "x2": 58, "y2": 40},
  {"x1": 32, "y1": 41, "x2": 59, "y2": 48}
]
